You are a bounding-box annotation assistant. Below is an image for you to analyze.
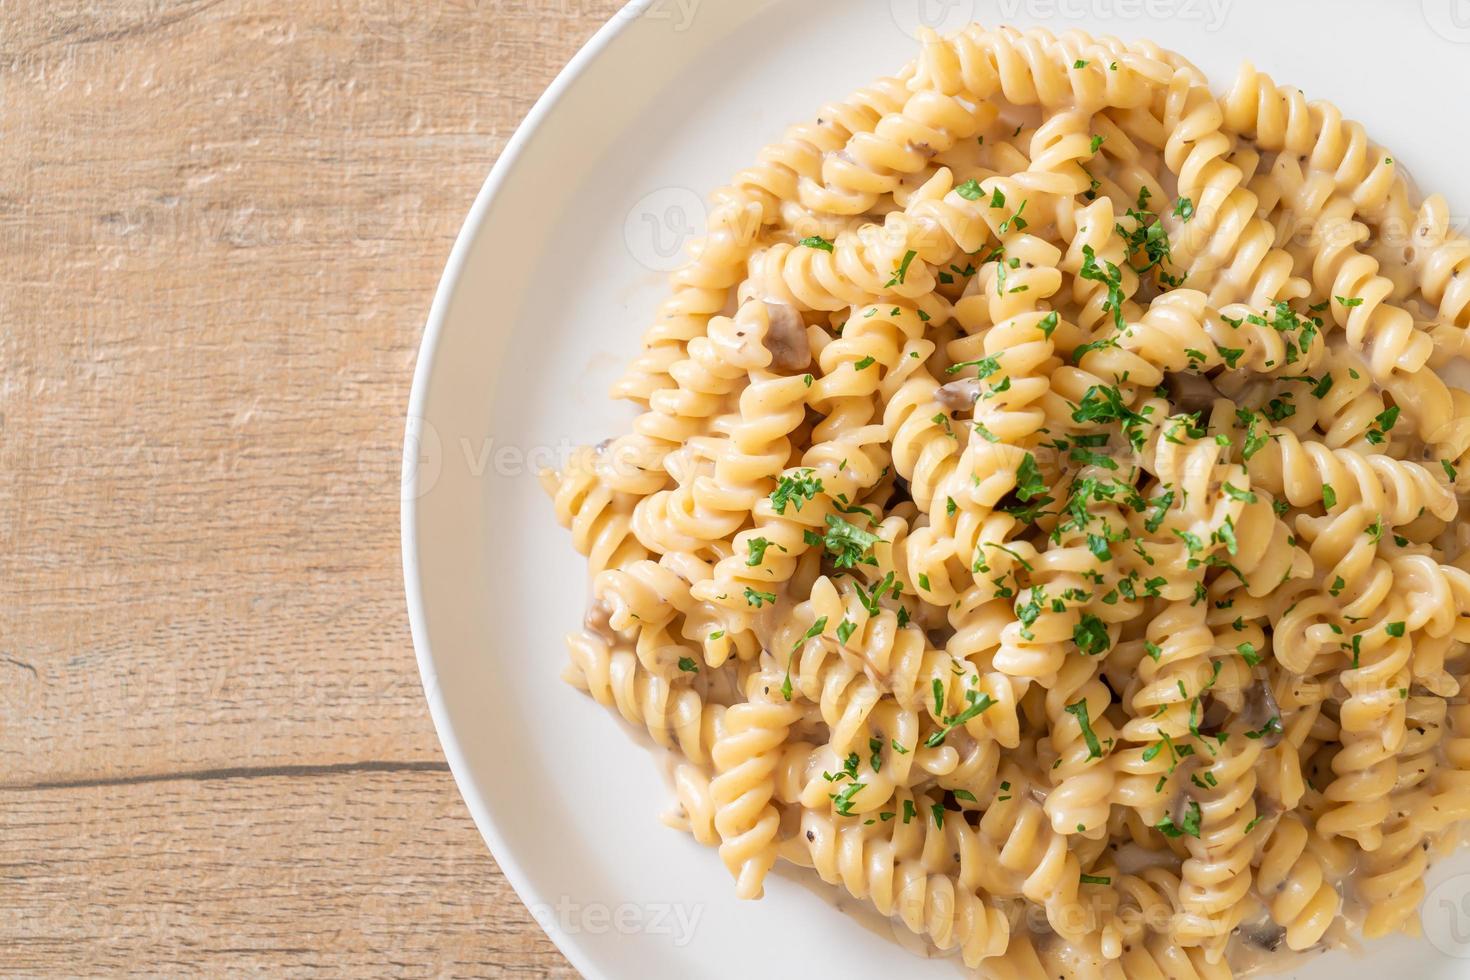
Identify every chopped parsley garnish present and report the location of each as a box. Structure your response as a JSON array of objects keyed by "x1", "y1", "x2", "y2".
[
  {"x1": 746, "y1": 537, "x2": 786, "y2": 566},
  {"x1": 1079, "y1": 244, "x2": 1126, "y2": 333},
  {"x1": 1236, "y1": 408, "x2": 1269, "y2": 462},
  {"x1": 1117, "y1": 200, "x2": 1176, "y2": 280},
  {"x1": 1156, "y1": 800, "x2": 1202, "y2": 838},
  {"x1": 924, "y1": 688, "x2": 996, "y2": 747},
  {"x1": 1071, "y1": 384, "x2": 1152, "y2": 450},
  {"x1": 808, "y1": 514, "x2": 880, "y2": 568},
  {"x1": 955, "y1": 179, "x2": 985, "y2": 201},
  {"x1": 886, "y1": 250, "x2": 918, "y2": 288},
  {"x1": 853, "y1": 572, "x2": 900, "y2": 616},
  {"x1": 798, "y1": 236, "x2": 833, "y2": 252},
  {"x1": 830, "y1": 779, "x2": 864, "y2": 816},
  {"x1": 1074, "y1": 614, "x2": 1111, "y2": 655},
  {"x1": 770, "y1": 469, "x2": 822, "y2": 514},
  {"x1": 1222, "y1": 483, "x2": 1257, "y2": 503},
  {"x1": 1365, "y1": 405, "x2": 1400, "y2": 445},
  {"x1": 782, "y1": 615, "x2": 830, "y2": 700},
  {"x1": 998, "y1": 200, "x2": 1029, "y2": 235},
  {"x1": 1244, "y1": 716, "x2": 1283, "y2": 740},
  {"x1": 1013, "y1": 453, "x2": 1048, "y2": 504},
  {"x1": 945, "y1": 353, "x2": 1002, "y2": 378},
  {"x1": 744, "y1": 587, "x2": 777, "y2": 608},
  {"x1": 1064, "y1": 699, "x2": 1104, "y2": 759}
]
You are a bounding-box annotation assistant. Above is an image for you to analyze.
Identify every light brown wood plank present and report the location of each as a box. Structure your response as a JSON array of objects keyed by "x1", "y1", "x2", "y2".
[
  {"x1": 0, "y1": 768, "x2": 577, "y2": 977},
  {"x1": 0, "y1": 0, "x2": 617, "y2": 785}
]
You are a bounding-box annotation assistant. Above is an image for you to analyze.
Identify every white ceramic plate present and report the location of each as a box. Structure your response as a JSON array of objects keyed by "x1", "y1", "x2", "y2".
[{"x1": 402, "y1": 2, "x2": 1470, "y2": 976}]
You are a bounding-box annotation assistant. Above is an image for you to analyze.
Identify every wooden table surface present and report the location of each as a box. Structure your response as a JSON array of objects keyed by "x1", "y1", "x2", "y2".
[{"x1": 1, "y1": 1, "x2": 620, "y2": 974}]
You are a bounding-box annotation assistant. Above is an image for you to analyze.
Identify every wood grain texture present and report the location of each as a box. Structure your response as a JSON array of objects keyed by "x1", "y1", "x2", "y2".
[
  {"x1": 2, "y1": 769, "x2": 577, "y2": 978},
  {"x1": 0, "y1": 0, "x2": 618, "y2": 973}
]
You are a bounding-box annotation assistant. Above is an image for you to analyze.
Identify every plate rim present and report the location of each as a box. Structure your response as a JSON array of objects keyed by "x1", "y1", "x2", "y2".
[{"x1": 399, "y1": 5, "x2": 643, "y2": 977}]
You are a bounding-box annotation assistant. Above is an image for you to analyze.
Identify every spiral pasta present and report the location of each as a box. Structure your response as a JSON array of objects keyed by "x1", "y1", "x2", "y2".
[{"x1": 541, "y1": 23, "x2": 1470, "y2": 977}]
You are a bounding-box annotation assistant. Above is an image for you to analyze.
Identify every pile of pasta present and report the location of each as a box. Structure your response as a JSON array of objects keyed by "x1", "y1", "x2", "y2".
[{"x1": 542, "y1": 23, "x2": 1470, "y2": 977}]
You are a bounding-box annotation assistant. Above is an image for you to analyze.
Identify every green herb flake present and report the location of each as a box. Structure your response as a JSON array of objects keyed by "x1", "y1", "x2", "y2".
[
  {"x1": 886, "y1": 250, "x2": 918, "y2": 288},
  {"x1": 1064, "y1": 700, "x2": 1104, "y2": 759},
  {"x1": 955, "y1": 179, "x2": 985, "y2": 201},
  {"x1": 770, "y1": 469, "x2": 823, "y2": 515},
  {"x1": 744, "y1": 587, "x2": 777, "y2": 608}
]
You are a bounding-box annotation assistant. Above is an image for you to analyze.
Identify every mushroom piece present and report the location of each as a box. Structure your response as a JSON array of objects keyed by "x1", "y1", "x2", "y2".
[
  {"x1": 1169, "y1": 789, "x2": 1198, "y2": 832},
  {"x1": 761, "y1": 300, "x2": 811, "y2": 372},
  {"x1": 926, "y1": 622, "x2": 956, "y2": 648},
  {"x1": 1237, "y1": 917, "x2": 1288, "y2": 953},
  {"x1": 935, "y1": 378, "x2": 983, "y2": 413},
  {"x1": 1196, "y1": 695, "x2": 1232, "y2": 736},
  {"x1": 1252, "y1": 787, "x2": 1283, "y2": 825},
  {"x1": 1240, "y1": 678, "x2": 1284, "y2": 747},
  {"x1": 584, "y1": 599, "x2": 616, "y2": 641},
  {"x1": 1165, "y1": 371, "x2": 1223, "y2": 414}
]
